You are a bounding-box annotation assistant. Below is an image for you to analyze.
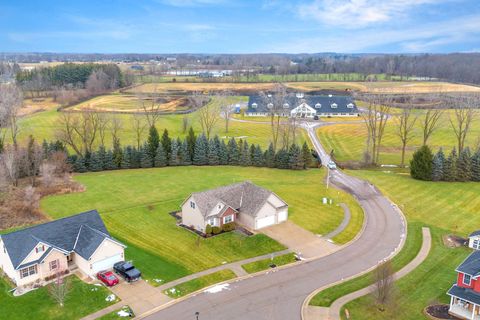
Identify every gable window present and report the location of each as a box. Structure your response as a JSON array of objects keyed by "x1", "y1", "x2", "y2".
[
  {"x1": 463, "y1": 273, "x2": 472, "y2": 286},
  {"x1": 473, "y1": 239, "x2": 480, "y2": 250},
  {"x1": 190, "y1": 201, "x2": 196, "y2": 209},
  {"x1": 224, "y1": 215, "x2": 233, "y2": 224},
  {"x1": 49, "y1": 259, "x2": 59, "y2": 271},
  {"x1": 35, "y1": 245, "x2": 45, "y2": 253},
  {"x1": 20, "y1": 265, "x2": 37, "y2": 279}
]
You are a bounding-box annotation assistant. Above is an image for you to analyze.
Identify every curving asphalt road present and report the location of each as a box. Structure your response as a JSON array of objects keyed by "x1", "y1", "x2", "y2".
[{"x1": 144, "y1": 121, "x2": 406, "y2": 320}]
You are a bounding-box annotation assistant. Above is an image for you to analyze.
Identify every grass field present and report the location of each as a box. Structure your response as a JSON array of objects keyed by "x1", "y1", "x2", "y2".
[
  {"x1": 39, "y1": 166, "x2": 363, "y2": 284},
  {"x1": 241, "y1": 253, "x2": 298, "y2": 273},
  {"x1": 317, "y1": 109, "x2": 480, "y2": 165},
  {"x1": 97, "y1": 306, "x2": 134, "y2": 320},
  {"x1": 334, "y1": 170, "x2": 480, "y2": 319},
  {"x1": 0, "y1": 275, "x2": 118, "y2": 320},
  {"x1": 164, "y1": 269, "x2": 236, "y2": 298}
]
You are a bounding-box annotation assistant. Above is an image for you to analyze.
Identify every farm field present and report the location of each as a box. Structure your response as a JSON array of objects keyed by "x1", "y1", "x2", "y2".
[
  {"x1": 317, "y1": 109, "x2": 480, "y2": 165},
  {"x1": 40, "y1": 166, "x2": 363, "y2": 284},
  {"x1": 337, "y1": 170, "x2": 480, "y2": 319}
]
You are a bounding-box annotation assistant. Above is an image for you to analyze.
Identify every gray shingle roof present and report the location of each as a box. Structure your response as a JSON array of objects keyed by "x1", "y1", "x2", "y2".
[
  {"x1": 448, "y1": 285, "x2": 480, "y2": 305},
  {"x1": 190, "y1": 181, "x2": 286, "y2": 218},
  {"x1": 246, "y1": 94, "x2": 358, "y2": 114},
  {"x1": 0, "y1": 210, "x2": 122, "y2": 269},
  {"x1": 456, "y1": 251, "x2": 480, "y2": 276},
  {"x1": 470, "y1": 230, "x2": 480, "y2": 237}
]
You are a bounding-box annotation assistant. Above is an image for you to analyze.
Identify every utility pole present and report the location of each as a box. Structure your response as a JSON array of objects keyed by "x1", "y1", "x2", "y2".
[{"x1": 326, "y1": 166, "x2": 330, "y2": 189}]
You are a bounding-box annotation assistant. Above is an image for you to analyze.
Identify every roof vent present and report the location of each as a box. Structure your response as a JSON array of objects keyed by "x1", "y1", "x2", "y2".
[{"x1": 328, "y1": 94, "x2": 333, "y2": 98}]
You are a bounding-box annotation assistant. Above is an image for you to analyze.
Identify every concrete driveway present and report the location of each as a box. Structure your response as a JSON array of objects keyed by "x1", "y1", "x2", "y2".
[{"x1": 261, "y1": 221, "x2": 339, "y2": 258}]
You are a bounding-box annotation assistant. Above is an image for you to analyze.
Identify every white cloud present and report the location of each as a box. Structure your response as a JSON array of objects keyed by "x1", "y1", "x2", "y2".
[
  {"x1": 298, "y1": 0, "x2": 441, "y2": 28},
  {"x1": 160, "y1": 0, "x2": 228, "y2": 7}
]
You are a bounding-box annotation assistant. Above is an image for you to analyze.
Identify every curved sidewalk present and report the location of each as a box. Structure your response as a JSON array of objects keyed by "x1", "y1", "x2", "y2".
[{"x1": 304, "y1": 227, "x2": 431, "y2": 320}]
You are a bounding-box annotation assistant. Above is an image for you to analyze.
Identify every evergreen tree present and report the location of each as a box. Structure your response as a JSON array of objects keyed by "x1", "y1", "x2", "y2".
[
  {"x1": 275, "y1": 149, "x2": 290, "y2": 169},
  {"x1": 113, "y1": 137, "x2": 122, "y2": 168},
  {"x1": 186, "y1": 127, "x2": 196, "y2": 161},
  {"x1": 219, "y1": 140, "x2": 228, "y2": 165},
  {"x1": 265, "y1": 143, "x2": 276, "y2": 168},
  {"x1": 161, "y1": 129, "x2": 172, "y2": 161},
  {"x1": 431, "y1": 148, "x2": 446, "y2": 181},
  {"x1": 409, "y1": 145, "x2": 433, "y2": 180},
  {"x1": 249, "y1": 144, "x2": 256, "y2": 164},
  {"x1": 140, "y1": 147, "x2": 153, "y2": 168},
  {"x1": 288, "y1": 144, "x2": 303, "y2": 170},
  {"x1": 208, "y1": 138, "x2": 220, "y2": 165},
  {"x1": 240, "y1": 140, "x2": 251, "y2": 166},
  {"x1": 154, "y1": 145, "x2": 167, "y2": 167},
  {"x1": 104, "y1": 150, "x2": 116, "y2": 170},
  {"x1": 169, "y1": 139, "x2": 179, "y2": 166},
  {"x1": 89, "y1": 151, "x2": 103, "y2": 172},
  {"x1": 42, "y1": 139, "x2": 49, "y2": 159},
  {"x1": 457, "y1": 147, "x2": 472, "y2": 182},
  {"x1": 97, "y1": 145, "x2": 107, "y2": 170},
  {"x1": 301, "y1": 142, "x2": 312, "y2": 169},
  {"x1": 444, "y1": 148, "x2": 458, "y2": 182},
  {"x1": 181, "y1": 140, "x2": 192, "y2": 165},
  {"x1": 227, "y1": 138, "x2": 239, "y2": 165},
  {"x1": 147, "y1": 125, "x2": 160, "y2": 160},
  {"x1": 121, "y1": 148, "x2": 131, "y2": 169},
  {"x1": 193, "y1": 134, "x2": 208, "y2": 165},
  {"x1": 129, "y1": 147, "x2": 140, "y2": 169},
  {"x1": 471, "y1": 150, "x2": 480, "y2": 182},
  {"x1": 253, "y1": 145, "x2": 264, "y2": 167},
  {"x1": 74, "y1": 157, "x2": 88, "y2": 173}
]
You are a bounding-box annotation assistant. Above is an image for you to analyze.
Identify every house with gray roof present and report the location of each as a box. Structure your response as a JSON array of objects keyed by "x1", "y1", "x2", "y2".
[
  {"x1": 0, "y1": 210, "x2": 126, "y2": 287},
  {"x1": 468, "y1": 231, "x2": 480, "y2": 250},
  {"x1": 245, "y1": 93, "x2": 359, "y2": 118},
  {"x1": 181, "y1": 181, "x2": 288, "y2": 232}
]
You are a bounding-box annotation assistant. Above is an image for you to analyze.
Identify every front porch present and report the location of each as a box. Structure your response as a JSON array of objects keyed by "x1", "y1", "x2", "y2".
[{"x1": 450, "y1": 296, "x2": 480, "y2": 320}]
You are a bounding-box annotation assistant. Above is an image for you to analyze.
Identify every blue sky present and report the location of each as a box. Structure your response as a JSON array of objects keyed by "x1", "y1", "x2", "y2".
[{"x1": 0, "y1": 0, "x2": 479, "y2": 53}]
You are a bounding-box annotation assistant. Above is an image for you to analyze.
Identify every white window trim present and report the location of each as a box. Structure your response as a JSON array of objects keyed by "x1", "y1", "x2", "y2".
[
  {"x1": 49, "y1": 259, "x2": 59, "y2": 271},
  {"x1": 463, "y1": 273, "x2": 472, "y2": 286},
  {"x1": 20, "y1": 265, "x2": 37, "y2": 279},
  {"x1": 224, "y1": 215, "x2": 233, "y2": 224}
]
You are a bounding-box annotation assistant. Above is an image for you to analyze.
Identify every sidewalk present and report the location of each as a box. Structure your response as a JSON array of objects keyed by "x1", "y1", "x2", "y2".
[{"x1": 304, "y1": 227, "x2": 431, "y2": 320}]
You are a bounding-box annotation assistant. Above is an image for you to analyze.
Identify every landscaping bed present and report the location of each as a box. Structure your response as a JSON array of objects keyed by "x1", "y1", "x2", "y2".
[{"x1": 424, "y1": 304, "x2": 458, "y2": 319}]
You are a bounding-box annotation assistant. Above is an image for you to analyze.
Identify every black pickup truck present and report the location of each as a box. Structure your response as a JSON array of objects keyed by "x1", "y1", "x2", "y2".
[{"x1": 113, "y1": 261, "x2": 141, "y2": 282}]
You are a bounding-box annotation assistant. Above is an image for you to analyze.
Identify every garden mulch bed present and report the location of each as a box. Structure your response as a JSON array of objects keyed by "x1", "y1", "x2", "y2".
[
  {"x1": 424, "y1": 304, "x2": 460, "y2": 319},
  {"x1": 443, "y1": 234, "x2": 467, "y2": 248}
]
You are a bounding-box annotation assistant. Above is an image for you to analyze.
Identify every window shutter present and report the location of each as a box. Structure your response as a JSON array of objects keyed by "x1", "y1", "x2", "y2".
[{"x1": 35, "y1": 247, "x2": 38, "y2": 253}]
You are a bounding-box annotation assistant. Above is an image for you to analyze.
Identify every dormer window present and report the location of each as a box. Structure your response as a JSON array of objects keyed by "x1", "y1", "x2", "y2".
[
  {"x1": 283, "y1": 103, "x2": 289, "y2": 109},
  {"x1": 347, "y1": 103, "x2": 354, "y2": 108},
  {"x1": 331, "y1": 103, "x2": 338, "y2": 109},
  {"x1": 463, "y1": 274, "x2": 472, "y2": 286},
  {"x1": 267, "y1": 103, "x2": 274, "y2": 109},
  {"x1": 252, "y1": 103, "x2": 258, "y2": 109},
  {"x1": 35, "y1": 245, "x2": 45, "y2": 253},
  {"x1": 315, "y1": 103, "x2": 321, "y2": 109}
]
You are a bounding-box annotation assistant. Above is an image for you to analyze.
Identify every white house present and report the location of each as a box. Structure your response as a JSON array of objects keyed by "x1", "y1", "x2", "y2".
[
  {"x1": 468, "y1": 231, "x2": 480, "y2": 250},
  {"x1": 181, "y1": 181, "x2": 288, "y2": 232},
  {"x1": 0, "y1": 210, "x2": 126, "y2": 287}
]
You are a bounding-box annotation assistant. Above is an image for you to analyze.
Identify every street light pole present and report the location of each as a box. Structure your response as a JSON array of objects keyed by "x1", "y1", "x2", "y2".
[
  {"x1": 326, "y1": 165, "x2": 330, "y2": 189},
  {"x1": 195, "y1": 311, "x2": 200, "y2": 320}
]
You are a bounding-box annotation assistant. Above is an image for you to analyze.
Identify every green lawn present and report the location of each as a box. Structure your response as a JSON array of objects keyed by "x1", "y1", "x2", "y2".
[
  {"x1": 40, "y1": 166, "x2": 362, "y2": 284},
  {"x1": 97, "y1": 305, "x2": 134, "y2": 320},
  {"x1": 241, "y1": 253, "x2": 297, "y2": 273},
  {"x1": 164, "y1": 269, "x2": 236, "y2": 298},
  {"x1": 0, "y1": 275, "x2": 118, "y2": 320},
  {"x1": 333, "y1": 170, "x2": 479, "y2": 319}
]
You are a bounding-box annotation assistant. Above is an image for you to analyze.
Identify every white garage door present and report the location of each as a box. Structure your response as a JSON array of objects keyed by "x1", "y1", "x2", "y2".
[
  {"x1": 91, "y1": 254, "x2": 123, "y2": 273},
  {"x1": 278, "y1": 210, "x2": 288, "y2": 222},
  {"x1": 256, "y1": 215, "x2": 276, "y2": 229}
]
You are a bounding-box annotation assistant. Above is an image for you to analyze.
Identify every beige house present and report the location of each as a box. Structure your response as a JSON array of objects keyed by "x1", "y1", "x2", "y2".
[
  {"x1": 181, "y1": 181, "x2": 288, "y2": 232},
  {"x1": 0, "y1": 210, "x2": 125, "y2": 287}
]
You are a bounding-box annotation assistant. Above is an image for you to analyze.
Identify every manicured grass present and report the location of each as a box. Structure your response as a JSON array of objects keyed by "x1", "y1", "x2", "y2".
[
  {"x1": 310, "y1": 222, "x2": 422, "y2": 307},
  {"x1": 164, "y1": 269, "x2": 236, "y2": 298},
  {"x1": 333, "y1": 170, "x2": 479, "y2": 319},
  {"x1": 0, "y1": 275, "x2": 118, "y2": 320},
  {"x1": 97, "y1": 305, "x2": 134, "y2": 320},
  {"x1": 241, "y1": 253, "x2": 297, "y2": 273},
  {"x1": 317, "y1": 108, "x2": 480, "y2": 165},
  {"x1": 40, "y1": 167, "x2": 362, "y2": 283}
]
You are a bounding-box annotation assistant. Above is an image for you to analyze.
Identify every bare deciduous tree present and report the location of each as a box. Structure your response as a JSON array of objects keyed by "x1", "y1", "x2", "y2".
[
  {"x1": 97, "y1": 113, "x2": 110, "y2": 147},
  {"x1": 372, "y1": 260, "x2": 395, "y2": 312},
  {"x1": 56, "y1": 112, "x2": 100, "y2": 156},
  {"x1": 395, "y1": 107, "x2": 418, "y2": 167},
  {"x1": 23, "y1": 186, "x2": 40, "y2": 216},
  {"x1": 182, "y1": 115, "x2": 189, "y2": 134},
  {"x1": 109, "y1": 115, "x2": 123, "y2": 147},
  {"x1": 0, "y1": 83, "x2": 23, "y2": 146},
  {"x1": 40, "y1": 161, "x2": 56, "y2": 188},
  {"x1": 131, "y1": 111, "x2": 147, "y2": 149},
  {"x1": 260, "y1": 83, "x2": 287, "y2": 151},
  {"x1": 137, "y1": 89, "x2": 162, "y2": 127},
  {"x1": 421, "y1": 108, "x2": 443, "y2": 146},
  {"x1": 449, "y1": 95, "x2": 478, "y2": 152},
  {"x1": 198, "y1": 96, "x2": 220, "y2": 139},
  {"x1": 218, "y1": 90, "x2": 233, "y2": 133},
  {"x1": 48, "y1": 272, "x2": 70, "y2": 307},
  {"x1": 1, "y1": 145, "x2": 19, "y2": 186}
]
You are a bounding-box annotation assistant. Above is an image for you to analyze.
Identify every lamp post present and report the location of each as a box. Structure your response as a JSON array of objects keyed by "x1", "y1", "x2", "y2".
[{"x1": 195, "y1": 311, "x2": 200, "y2": 320}]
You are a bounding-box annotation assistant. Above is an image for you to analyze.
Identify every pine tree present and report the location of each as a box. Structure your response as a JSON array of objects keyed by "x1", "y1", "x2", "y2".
[
  {"x1": 219, "y1": 140, "x2": 228, "y2": 165},
  {"x1": 97, "y1": 146, "x2": 106, "y2": 170},
  {"x1": 288, "y1": 144, "x2": 302, "y2": 170},
  {"x1": 74, "y1": 157, "x2": 88, "y2": 173},
  {"x1": 186, "y1": 127, "x2": 196, "y2": 161},
  {"x1": 431, "y1": 148, "x2": 446, "y2": 181},
  {"x1": 444, "y1": 148, "x2": 458, "y2": 182},
  {"x1": 208, "y1": 138, "x2": 220, "y2": 165},
  {"x1": 409, "y1": 145, "x2": 433, "y2": 180},
  {"x1": 104, "y1": 150, "x2": 116, "y2": 170},
  {"x1": 193, "y1": 134, "x2": 208, "y2": 165},
  {"x1": 161, "y1": 129, "x2": 172, "y2": 161},
  {"x1": 240, "y1": 140, "x2": 251, "y2": 166},
  {"x1": 169, "y1": 139, "x2": 179, "y2": 166},
  {"x1": 129, "y1": 147, "x2": 140, "y2": 169},
  {"x1": 457, "y1": 148, "x2": 472, "y2": 182},
  {"x1": 89, "y1": 152, "x2": 103, "y2": 172},
  {"x1": 275, "y1": 149, "x2": 290, "y2": 169},
  {"x1": 147, "y1": 125, "x2": 160, "y2": 160},
  {"x1": 227, "y1": 138, "x2": 239, "y2": 165},
  {"x1": 471, "y1": 150, "x2": 480, "y2": 182},
  {"x1": 140, "y1": 146, "x2": 153, "y2": 168},
  {"x1": 181, "y1": 140, "x2": 192, "y2": 165},
  {"x1": 154, "y1": 145, "x2": 167, "y2": 167},
  {"x1": 113, "y1": 137, "x2": 122, "y2": 168},
  {"x1": 265, "y1": 143, "x2": 275, "y2": 168},
  {"x1": 301, "y1": 142, "x2": 312, "y2": 169},
  {"x1": 253, "y1": 145, "x2": 264, "y2": 167},
  {"x1": 121, "y1": 148, "x2": 131, "y2": 169}
]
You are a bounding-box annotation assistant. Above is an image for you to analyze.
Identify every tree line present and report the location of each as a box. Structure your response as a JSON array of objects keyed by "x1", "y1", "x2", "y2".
[
  {"x1": 67, "y1": 126, "x2": 318, "y2": 173},
  {"x1": 410, "y1": 146, "x2": 480, "y2": 182}
]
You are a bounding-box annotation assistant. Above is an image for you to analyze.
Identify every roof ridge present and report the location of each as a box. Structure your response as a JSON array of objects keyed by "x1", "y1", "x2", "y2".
[{"x1": 82, "y1": 224, "x2": 111, "y2": 238}]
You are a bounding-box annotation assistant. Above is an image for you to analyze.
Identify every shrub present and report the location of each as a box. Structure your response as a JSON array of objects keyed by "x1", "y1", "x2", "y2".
[
  {"x1": 222, "y1": 222, "x2": 236, "y2": 232},
  {"x1": 205, "y1": 224, "x2": 212, "y2": 235},
  {"x1": 212, "y1": 226, "x2": 221, "y2": 235},
  {"x1": 410, "y1": 145, "x2": 433, "y2": 180}
]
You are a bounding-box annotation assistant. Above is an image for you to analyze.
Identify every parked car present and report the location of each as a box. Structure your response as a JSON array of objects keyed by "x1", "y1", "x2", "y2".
[
  {"x1": 113, "y1": 261, "x2": 141, "y2": 282},
  {"x1": 313, "y1": 115, "x2": 319, "y2": 120},
  {"x1": 327, "y1": 161, "x2": 337, "y2": 170},
  {"x1": 97, "y1": 270, "x2": 119, "y2": 286}
]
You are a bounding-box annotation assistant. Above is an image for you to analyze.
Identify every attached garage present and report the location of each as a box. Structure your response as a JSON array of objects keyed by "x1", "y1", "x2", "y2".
[
  {"x1": 277, "y1": 209, "x2": 288, "y2": 222},
  {"x1": 256, "y1": 215, "x2": 276, "y2": 229},
  {"x1": 91, "y1": 254, "x2": 123, "y2": 273}
]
